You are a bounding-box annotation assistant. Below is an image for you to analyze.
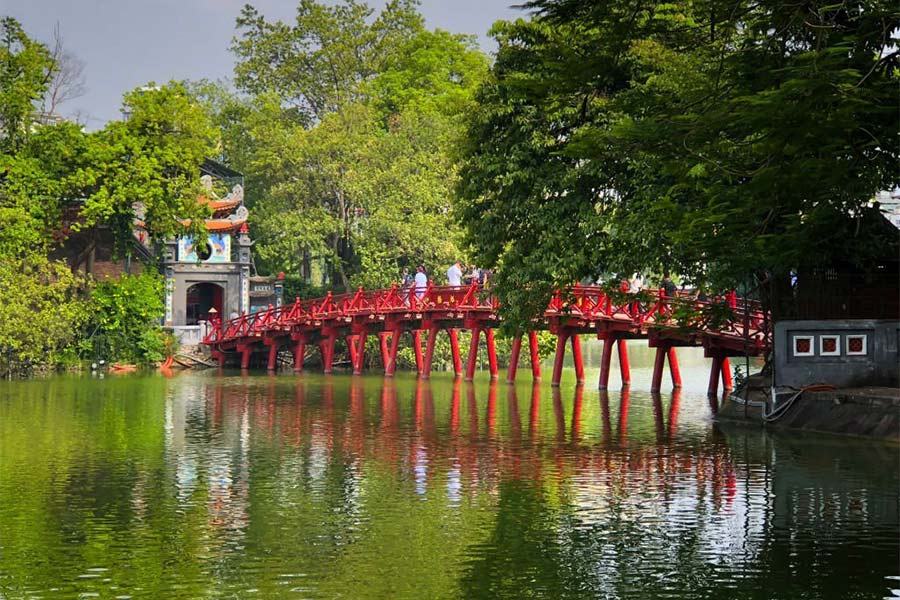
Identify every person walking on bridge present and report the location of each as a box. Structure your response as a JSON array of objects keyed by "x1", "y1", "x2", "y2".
[
  {"x1": 447, "y1": 261, "x2": 463, "y2": 287},
  {"x1": 414, "y1": 265, "x2": 428, "y2": 301},
  {"x1": 661, "y1": 272, "x2": 677, "y2": 298}
]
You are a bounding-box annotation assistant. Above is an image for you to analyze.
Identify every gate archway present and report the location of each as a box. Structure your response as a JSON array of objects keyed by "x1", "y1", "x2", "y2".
[{"x1": 185, "y1": 282, "x2": 224, "y2": 325}]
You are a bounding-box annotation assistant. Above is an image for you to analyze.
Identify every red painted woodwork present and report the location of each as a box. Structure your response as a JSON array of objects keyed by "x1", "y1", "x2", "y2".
[{"x1": 204, "y1": 282, "x2": 770, "y2": 385}]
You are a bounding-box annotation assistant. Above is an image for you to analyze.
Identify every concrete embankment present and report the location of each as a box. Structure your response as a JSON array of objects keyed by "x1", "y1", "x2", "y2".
[{"x1": 717, "y1": 386, "x2": 900, "y2": 440}]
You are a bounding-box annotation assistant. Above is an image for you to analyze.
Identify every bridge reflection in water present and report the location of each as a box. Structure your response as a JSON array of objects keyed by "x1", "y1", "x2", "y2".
[
  {"x1": 1, "y1": 372, "x2": 896, "y2": 598},
  {"x1": 168, "y1": 373, "x2": 897, "y2": 597}
]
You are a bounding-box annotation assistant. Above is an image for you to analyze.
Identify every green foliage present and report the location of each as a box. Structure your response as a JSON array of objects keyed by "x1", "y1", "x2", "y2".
[
  {"x1": 88, "y1": 271, "x2": 167, "y2": 363},
  {"x1": 232, "y1": 0, "x2": 424, "y2": 123},
  {"x1": 77, "y1": 83, "x2": 217, "y2": 246},
  {"x1": 0, "y1": 254, "x2": 90, "y2": 370},
  {"x1": 0, "y1": 17, "x2": 54, "y2": 153},
  {"x1": 223, "y1": 1, "x2": 488, "y2": 290},
  {"x1": 456, "y1": 0, "x2": 899, "y2": 327},
  {"x1": 0, "y1": 20, "x2": 221, "y2": 370}
]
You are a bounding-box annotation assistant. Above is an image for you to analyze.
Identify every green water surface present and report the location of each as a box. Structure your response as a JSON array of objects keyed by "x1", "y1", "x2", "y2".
[{"x1": 0, "y1": 349, "x2": 897, "y2": 599}]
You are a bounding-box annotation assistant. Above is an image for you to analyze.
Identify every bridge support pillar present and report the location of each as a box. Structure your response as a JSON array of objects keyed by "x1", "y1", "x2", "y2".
[
  {"x1": 722, "y1": 357, "x2": 733, "y2": 390},
  {"x1": 448, "y1": 328, "x2": 463, "y2": 377},
  {"x1": 352, "y1": 332, "x2": 367, "y2": 375},
  {"x1": 265, "y1": 339, "x2": 279, "y2": 372},
  {"x1": 465, "y1": 326, "x2": 482, "y2": 381},
  {"x1": 551, "y1": 331, "x2": 567, "y2": 387},
  {"x1": 570, "y1": 333, "x2": 584, "y2": 384},
  {"x1": 379, "y1": 332, "x2": 391, "y2": 371},
  {"x1": 384, "y1": 330, "x2": 403, "y2": 377},
  {"x1": 413, "y1": 330, "x2": 423, "y2": 375},
  {"x1": 486, "y1": 329, "x2": 499, "y2": 378},
  {"x1": 551, "y1": 330, "x2": 584, "y2": 387},
  {"x1": 529, "y1": 331, "x2": 541, "y2": 380},
  {"x1": 320, "y1": 336, "x2": 336, "y2": 374},
  {"x1": 238, "y1": 344, "x2": 252, "y2": 370},
  {"x1": 423, "y1": 326, "x2": 440, "y2": 379},
  {"x1": 707, "y1": 353, "x2": 733, "y2": 397},
  {"x1": 507, "y1": 331, "x2": 541, "y2": 383},
  {"x1": 347, "y1": 335, "x2": 359, "y2": 371},
  {"x1": 650, "y1": 342, "x2": 681, "y2": 392},
  {"x1": 506, "y1": 335, "x2": 522, "y2": 383},
  {"x1": 598, "y1": 335, "x2": 615, "y2": 389},
  {"x1": 668, "y1": 347, "x2": 682, "y2": 388},
  {"x1": 617, "y1": 338, "x2": 630, "y2": 386},
  {"x1": 292, "y1": 335, "x2": 307, "y2": 373}
]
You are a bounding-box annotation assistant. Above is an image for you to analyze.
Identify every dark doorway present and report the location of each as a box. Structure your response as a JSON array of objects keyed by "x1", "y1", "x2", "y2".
[{"x1": 185, "y1": 282, "x2": 223, "y2": 325}]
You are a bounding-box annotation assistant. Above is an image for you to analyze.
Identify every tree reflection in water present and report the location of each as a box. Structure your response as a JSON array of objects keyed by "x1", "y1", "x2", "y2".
[{"x1": 0, "y1": 374, "x2": 895, "y2": 599}]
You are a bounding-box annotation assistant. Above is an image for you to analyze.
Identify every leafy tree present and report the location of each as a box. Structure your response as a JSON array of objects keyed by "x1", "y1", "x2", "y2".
[
  {"x1": 78, "y1": 82, "x2": 217, "y2": 249},
  {"x1": 456, "y1": 0, "x2": 899, "y2": 325},
  {"x1": 232, "y1": 0, "x2": 423, "y2": 123},
  {"x1": 0, "y1": 253, "x2": 89, "y2": 371},
  {"x1": 0, "y1": 17, "x2": 53, "y2": 153},
  {"x1": 0, "y1": 19, "x2": 220, "y2": 369},
  {"x1": 88, "y1": 271, "x2": 169, "y2": 363},
  {"x1": 225, "y1": 1, "x2": 488, "y2": 290}
]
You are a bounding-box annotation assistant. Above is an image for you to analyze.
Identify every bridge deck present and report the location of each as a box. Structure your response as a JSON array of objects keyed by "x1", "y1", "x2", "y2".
[{"x1": 203, "y1": 282, "x2": 770, "y2": 395}]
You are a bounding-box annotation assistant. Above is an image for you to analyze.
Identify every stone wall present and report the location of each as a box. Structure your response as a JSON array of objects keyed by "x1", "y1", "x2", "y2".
[{"x1": 774, "y1": 319, "x2": 899, "y2": 388}]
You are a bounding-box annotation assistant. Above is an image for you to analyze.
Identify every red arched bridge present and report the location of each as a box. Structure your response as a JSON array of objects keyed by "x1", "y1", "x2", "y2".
[{"x1": 203, "y1": 283, "x2": 770, "y2": 396}]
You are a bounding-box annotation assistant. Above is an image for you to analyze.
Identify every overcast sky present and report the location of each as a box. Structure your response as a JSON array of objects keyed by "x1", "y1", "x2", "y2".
[{"x1": 5, "y1": 0, "x2": 526, "y2": 129}]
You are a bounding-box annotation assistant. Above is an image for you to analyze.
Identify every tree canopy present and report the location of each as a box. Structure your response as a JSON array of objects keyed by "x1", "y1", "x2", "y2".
[
  {"x1": 0, "y1": 18, "x2": 219, "y2": 369},
  {"x1": 456, "y1": 0, "x2": 899, "y2": 324},
  {"x1": 220, "y1": 0, "x2": 489, "y2": 290}
]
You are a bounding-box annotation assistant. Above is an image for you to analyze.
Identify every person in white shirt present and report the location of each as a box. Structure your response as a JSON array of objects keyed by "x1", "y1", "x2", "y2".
[
  {"x1": 447, "y1": 261, "x2": 463, "y2": 287},
  {"x1": 414, "y1": 265, "x2": 428, "y2": 299},
  {"x1": 629, "y1": 273, "x2": 643, "y2": 294}
]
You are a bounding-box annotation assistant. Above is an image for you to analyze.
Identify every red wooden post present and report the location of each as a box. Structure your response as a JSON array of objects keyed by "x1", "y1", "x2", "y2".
[
  {"x1": 465, "y1": 326, "x2": 481, "y2": 381},
  {"x1": 353, "y1": 332, "x2": 367, "y2": 375},
  {"x1": 413, "y1": 330, "x2": 423, "y2": 375},
  {"x1": 485, "y1": 328, "x2": 499, "y2": 379},
  {"x1": 385, "y1": 330, "x2": 402, "y2": 377},
  {"x1": 347, "y1": 335, "x2": 358, "y2": 368},
  {"x1": 321, "y1": 336, "x2": 336, "y2": 374},
  {"x1": 506, "y1": 335, "x2": 523, "y2": 383},
  {"x1": 239, "y1": 344, "x2": 252, "y2": 370},
  {"x1": 722, "y1": 357, "x2": 733, "y2": 390},
  {"x1": 551, "y1": 330, "x2": 568, "y2": 387},
  {"x1": 528, "y1": 330, "x2": 541, "y2": 380},
  {"x1": 448, "y1": 328, "x2": 463, "y2": 377},
  {"x1": 707, "y1": 353, "x2": 723, "y2": 397},
  {"x1": 617, "y1": 338, "x2": 631, "y2": 386},
  {"x1": 598, "y1": 335, "x2": 614, "y2": 390},
  {"x1": 667, "y1": 346, "x2": 682, "y2": 388},
  {"x1": 379, "y1": 332, "x2": 390, "y2": 371},
  {"x1": 422, "y1": 326, "x2": 439, "y2": 379},
  {"x1": 266, "y1": 340, "x2": 278, "y2": 372},
  {"x1": 650, "y1": 345, "x2": 667, "y2": 392},
  {"x1": 293, "y1": 336, "x2": 306, "y2": 373},
  {"x1": 570, "y1": 333, "x2": 585, "y2": 385}
]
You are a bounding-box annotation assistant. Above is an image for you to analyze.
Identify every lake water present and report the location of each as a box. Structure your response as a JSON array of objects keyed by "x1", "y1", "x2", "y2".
[{"x1": 1, "y1": 343, "x2": 897, "y2": 599}]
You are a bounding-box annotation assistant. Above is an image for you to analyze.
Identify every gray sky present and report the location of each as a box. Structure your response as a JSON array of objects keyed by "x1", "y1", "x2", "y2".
[{"x1": 5, "y1": 0, "x2": 526, "y2": 128}]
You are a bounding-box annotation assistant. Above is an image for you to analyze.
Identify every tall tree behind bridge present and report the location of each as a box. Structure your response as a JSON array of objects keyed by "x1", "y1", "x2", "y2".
[
  {"x1": 456, "y1": 0, "x2": 898, "y2": 325},
  {"x1": 227, "y1": 0, "x2": 488, "y2": 290}
]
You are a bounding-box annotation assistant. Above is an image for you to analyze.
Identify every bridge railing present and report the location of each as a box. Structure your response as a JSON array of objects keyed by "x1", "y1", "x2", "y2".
[{"x1": 203, "y1": 282, "x2": 770, "y2": 349}]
